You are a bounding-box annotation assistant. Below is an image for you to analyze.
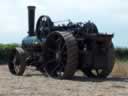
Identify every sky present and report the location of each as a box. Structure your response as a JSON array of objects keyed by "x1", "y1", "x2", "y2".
[{"x1": 0, "y1": 0, "x2": 128, "y2": 47}]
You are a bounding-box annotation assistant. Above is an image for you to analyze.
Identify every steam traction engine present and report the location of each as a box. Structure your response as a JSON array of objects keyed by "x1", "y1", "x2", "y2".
[{"x1": 8, "y1": 6, "x2": 115, "y2": 79}]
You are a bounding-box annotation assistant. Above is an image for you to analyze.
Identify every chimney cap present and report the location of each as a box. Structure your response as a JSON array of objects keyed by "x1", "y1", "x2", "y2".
[{"x1": 28, "y1": 6, "x2": 36, "y2": 9}]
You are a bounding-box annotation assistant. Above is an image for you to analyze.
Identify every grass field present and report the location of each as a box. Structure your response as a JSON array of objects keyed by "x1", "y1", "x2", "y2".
[{"x1": 112, "y1": 60, "x2": 128, "y2": 77}]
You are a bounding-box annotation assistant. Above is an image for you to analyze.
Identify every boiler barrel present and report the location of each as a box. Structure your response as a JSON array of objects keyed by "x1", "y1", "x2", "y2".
[{"x1": 22, "y1": 36, "x2": 46, "y2": 52}]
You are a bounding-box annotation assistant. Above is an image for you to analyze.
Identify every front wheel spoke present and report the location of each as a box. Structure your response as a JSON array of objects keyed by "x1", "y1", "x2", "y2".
[
  {"x1": 13, "y1": 56, "x2": 20, "y2": 72},
  {"x1": 14, "y1": 62, "x2": 20, "y2": 73}
]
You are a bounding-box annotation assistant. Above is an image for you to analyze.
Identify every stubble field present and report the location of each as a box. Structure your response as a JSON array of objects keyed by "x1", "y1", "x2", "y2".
[{"x1": 0, "y1": 63, "x2": 128, "y2": 96}]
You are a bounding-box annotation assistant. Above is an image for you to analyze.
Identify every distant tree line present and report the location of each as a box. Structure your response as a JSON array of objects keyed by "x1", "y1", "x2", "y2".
[
  {"x1": 115, "y1": 48, "x2": 128, "y2": 61},
  {"x1": 0, "y1": 44, "x2": 128, "y2": 64},
  {"x1": 0, "y1": 44, "x2": 18, "y2": 64}
]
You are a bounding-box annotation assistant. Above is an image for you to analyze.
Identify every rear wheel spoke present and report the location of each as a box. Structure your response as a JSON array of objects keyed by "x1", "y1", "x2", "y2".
[
  {"x1": 56, "y1": 38, "x2": 63, "y2": 50},
  {"x1": 47, "y1": 48, "x2": 56, "y2": 53},
  {"x1": 46, "y1": 58, "x2": 56, "y2": 64},
  {"x1": 51, "y1": 63, "x2": 62, "y2": 75}
]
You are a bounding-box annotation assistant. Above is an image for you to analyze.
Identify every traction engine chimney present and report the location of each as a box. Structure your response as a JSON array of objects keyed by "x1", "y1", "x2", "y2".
[{"x1": 28, "y1": 6, "x2": 36, "y2": 36}]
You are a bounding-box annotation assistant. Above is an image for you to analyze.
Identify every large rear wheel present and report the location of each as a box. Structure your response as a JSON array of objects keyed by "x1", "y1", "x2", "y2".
[
  {"x1": 82, "y1": 43, "x2": 115, "y2": 78},
  {"x1": 44, "y1": 32, "x2": 79, "y2": 79}
]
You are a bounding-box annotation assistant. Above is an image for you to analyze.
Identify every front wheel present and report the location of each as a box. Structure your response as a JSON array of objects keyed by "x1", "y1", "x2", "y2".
[{"x1": 8, "y1": 48, "x2": 26, "y2": 76}]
